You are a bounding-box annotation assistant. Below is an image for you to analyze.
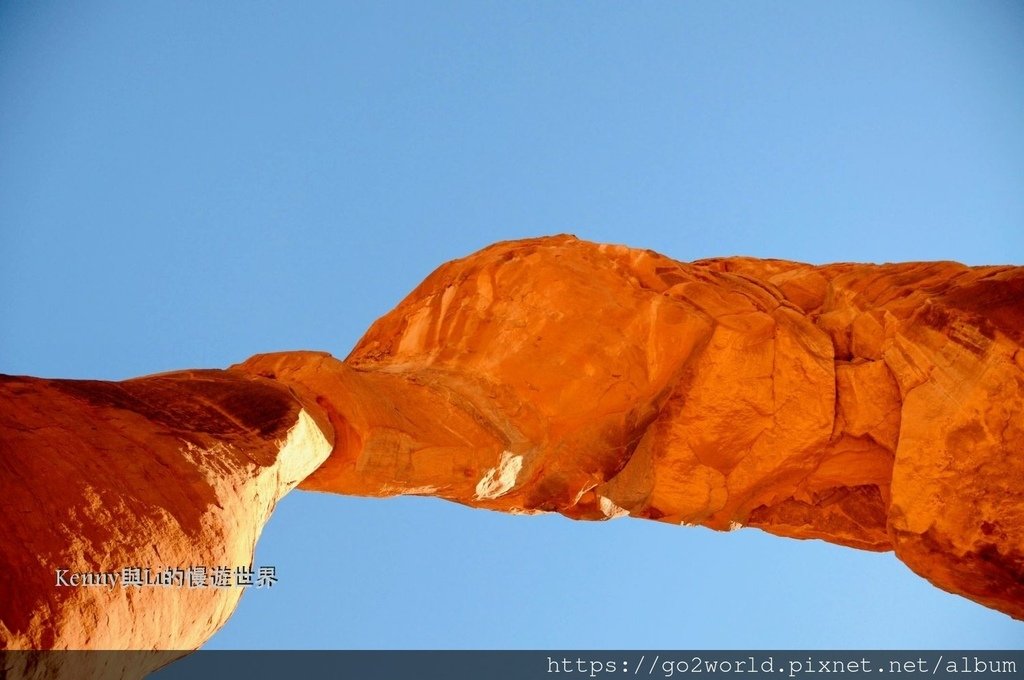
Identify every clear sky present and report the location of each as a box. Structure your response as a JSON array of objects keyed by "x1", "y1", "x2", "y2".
[{"x1": 1, "y1": 1, "x2": 1022, "y2": 649}]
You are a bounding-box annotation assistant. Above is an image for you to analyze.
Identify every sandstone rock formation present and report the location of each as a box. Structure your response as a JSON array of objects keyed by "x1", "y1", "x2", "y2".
[
  {"x1": 238, "y1": 235, "x2": 1024, "y2": 622},
  {"x1": 1, "y1": 235, "x2": 1021, "y2": 671},
  {"x1": 0, "y1": 371, "x2": 332, "y2": 677}
]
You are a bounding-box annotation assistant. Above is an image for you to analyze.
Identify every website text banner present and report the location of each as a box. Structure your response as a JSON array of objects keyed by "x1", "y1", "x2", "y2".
[{"x1": 1, "y1": 650, "x2": 1021, "y2": 680}]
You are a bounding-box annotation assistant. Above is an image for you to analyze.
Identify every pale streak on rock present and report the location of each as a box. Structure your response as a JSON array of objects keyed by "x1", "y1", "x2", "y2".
[
  {"x1": 598, "y1": 496, "x2": 630, "y2": 519},
  {"x1": 475, "y1": 452, "x2": 524, "y2": 500}
]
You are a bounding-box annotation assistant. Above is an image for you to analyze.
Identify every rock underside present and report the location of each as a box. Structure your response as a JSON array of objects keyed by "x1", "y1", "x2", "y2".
[{"x1": 1, "y1": 235, "x2": 1021, "y2": 676}]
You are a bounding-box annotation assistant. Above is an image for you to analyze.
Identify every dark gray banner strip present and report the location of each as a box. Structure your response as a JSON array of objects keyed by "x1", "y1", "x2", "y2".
[{"x1": 1, "y1": 650, "x2": 1021, "y2": 680}]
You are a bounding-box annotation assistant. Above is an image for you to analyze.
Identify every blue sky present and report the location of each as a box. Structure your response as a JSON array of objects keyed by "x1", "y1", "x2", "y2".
[{"x1": 1, "y1": 1, "x2": 1022, "y2": 648}]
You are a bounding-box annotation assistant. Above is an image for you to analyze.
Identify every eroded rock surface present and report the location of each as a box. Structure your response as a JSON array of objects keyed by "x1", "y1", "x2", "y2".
[
  {"x1": 0, "y1": 370, "x2": 332, "y2": 676},
  {"x1": 239, "y1": 236, "x2": 1024, "y2": 620},
  {"x1": 1, "y1": 235, "x2": 1021, "y2": 671}
]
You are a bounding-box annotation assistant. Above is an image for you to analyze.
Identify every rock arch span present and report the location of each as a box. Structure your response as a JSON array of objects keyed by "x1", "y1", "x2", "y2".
[{"x1": 2, "y1": 236, "x2": 1022, "y2": 677}]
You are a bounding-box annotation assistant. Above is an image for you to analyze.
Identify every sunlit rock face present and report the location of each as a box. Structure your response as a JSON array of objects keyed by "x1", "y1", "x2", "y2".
[
  {"x1": 1, "y1": 235, "x2": 1021, "y2": 672},
  {"x1": 0, "y1": 370, "x2": 332, "y2": 677},
  {"x1": 239, "y1": 235, "x2": 1024, "y2": 620}
]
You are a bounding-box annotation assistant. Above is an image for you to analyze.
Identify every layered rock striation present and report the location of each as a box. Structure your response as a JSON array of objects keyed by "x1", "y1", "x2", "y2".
[{"x1": 1, "y1": 235, "x2": 1022, "y2": 668}]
